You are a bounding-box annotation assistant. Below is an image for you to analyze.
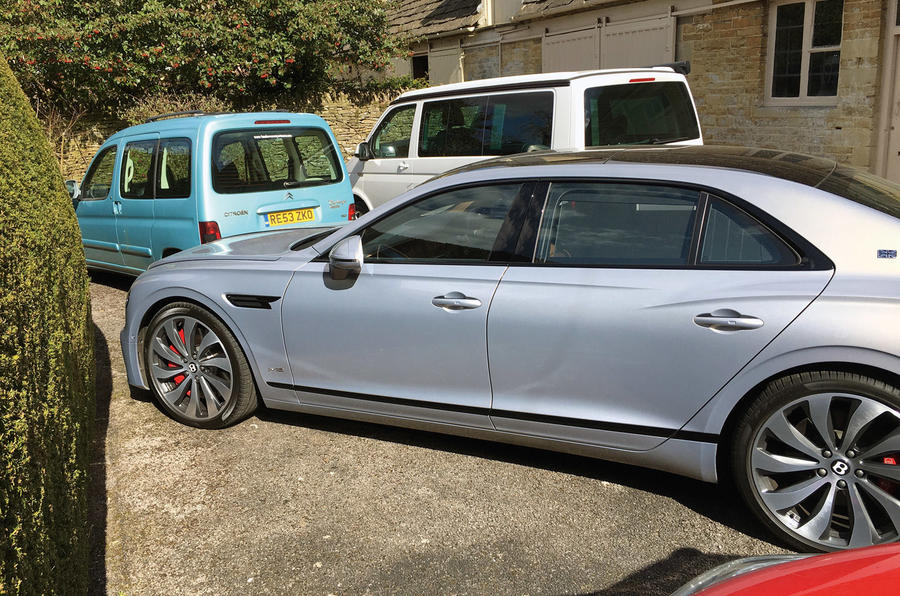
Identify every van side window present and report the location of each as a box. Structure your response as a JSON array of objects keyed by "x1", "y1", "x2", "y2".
[
  {"x1": 81, "y1": 146, "x2": 117, "y2": 200},
  {"x1": 419, "y1": 92, "x2": 553, "y2": 158},
  {"x1": 121, "y1": 140, "x2": 157, "y2": 199},
  {"x1": 584, "y1": 82, "x2": 700, "y2": 146},
  {"x1": 155, "y1": 139, "x2": 191, "y2": 199},
  {"x1": 371, "y1": 105, "x2": 415, "y2": 158},
  {"x1": 536, "y1": 182, "x2": 700, "y2": 266}
]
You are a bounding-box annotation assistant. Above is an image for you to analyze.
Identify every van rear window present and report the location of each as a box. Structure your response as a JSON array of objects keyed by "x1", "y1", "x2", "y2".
[
  {"x1": 584, "y1": 82, "x2": 700, "y2": 147},
  {"x1": 212, "y1": 127, "x2": 342, "y2": 194}
]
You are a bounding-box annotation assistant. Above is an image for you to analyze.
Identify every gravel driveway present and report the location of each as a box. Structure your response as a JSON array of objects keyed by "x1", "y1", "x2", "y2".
[{"x1": 88, "y1": 270, "x2": 787, "y2": 596}]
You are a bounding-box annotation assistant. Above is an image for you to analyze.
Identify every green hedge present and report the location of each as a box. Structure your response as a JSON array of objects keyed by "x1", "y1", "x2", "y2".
[{"x1": 0, "y1": 57, "x2": 94, "y2": 593}]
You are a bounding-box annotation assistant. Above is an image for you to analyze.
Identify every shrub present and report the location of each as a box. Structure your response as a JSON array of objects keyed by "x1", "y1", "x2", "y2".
[{"x1": 0, "y1": 55, "x2": 94, "y2": 593}]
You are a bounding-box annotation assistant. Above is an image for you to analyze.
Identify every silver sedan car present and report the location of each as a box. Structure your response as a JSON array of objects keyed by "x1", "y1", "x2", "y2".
[{"x1": 121, "y1": 146, "x2": 900, "y2": 553}]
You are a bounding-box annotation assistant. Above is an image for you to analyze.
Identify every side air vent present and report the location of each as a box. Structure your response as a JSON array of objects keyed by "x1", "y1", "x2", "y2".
[{"x1": 225, "y1": 294, "x2": 281, "y2": 310}]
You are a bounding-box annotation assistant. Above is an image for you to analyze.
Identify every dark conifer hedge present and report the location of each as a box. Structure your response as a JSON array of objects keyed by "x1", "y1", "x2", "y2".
[{"x1": 0, "y1": 56, "x2": 94, "y2": 594}]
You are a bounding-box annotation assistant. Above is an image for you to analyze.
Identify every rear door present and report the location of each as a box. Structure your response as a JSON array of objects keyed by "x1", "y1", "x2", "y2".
[
  {"x1": 115, "y1": 134, "x2": 159, "y2": 272},
  {"x1": 487, "y1": 180, "x2": 832, "y2": 450},
  {"x1": 150, "y1": 137, "x2": 197, "y2": 259}
]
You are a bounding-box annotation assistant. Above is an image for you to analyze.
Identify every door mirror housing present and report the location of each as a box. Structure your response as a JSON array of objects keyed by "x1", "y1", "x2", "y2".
[
  {"x1": 328, "y1": 235, "x2": 364, "y2": 279},
  {"x1": 354, "y1": 141, "x2": 373, "y2": 161}
]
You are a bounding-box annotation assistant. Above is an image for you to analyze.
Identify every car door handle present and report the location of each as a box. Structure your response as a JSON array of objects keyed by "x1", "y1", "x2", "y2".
[
  {"x1": 432, "y1": 292, "x2": 482, "y2": 310},
  {"x1": 397, "y1": 162, "x2": 410, "y2": 171},
  {"x1": 693, "y1": 309, "x2": 764, "y2": 332},
  {"x1": 113, "y1": 200, "x2": 122, "y2": 215}
]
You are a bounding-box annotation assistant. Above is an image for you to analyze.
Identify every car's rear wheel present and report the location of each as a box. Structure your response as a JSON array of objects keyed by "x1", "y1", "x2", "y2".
[
  {"x1": 732, "y1": 371, "x2": 900, "y2": 551},
  {"x1": 144, "y1": 302, "x2": 257, "y2": 428}
]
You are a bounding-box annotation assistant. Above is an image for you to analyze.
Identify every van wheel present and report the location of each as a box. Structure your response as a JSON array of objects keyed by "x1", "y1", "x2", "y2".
[
  {"x1": 144, "y1": 302, "x2": 257, "y2": 429},
  {"x1": 731, "y1": 371, "x2": 900, "y2": 551}
]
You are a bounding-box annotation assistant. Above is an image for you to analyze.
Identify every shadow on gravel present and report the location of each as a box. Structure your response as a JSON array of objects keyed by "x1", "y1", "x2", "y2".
[
  {"x1": 580, "y1": 547, "x2": 740, "y2": 595},
  {"x1": 88, "y1": 322, "x2": 111, "y2": 594},
  {"x1": 256, "y1": 408, "x2": 776, "y2": 547},
  {"x1": 89, "y1": 269, "x2": 134, "y2": 292}
]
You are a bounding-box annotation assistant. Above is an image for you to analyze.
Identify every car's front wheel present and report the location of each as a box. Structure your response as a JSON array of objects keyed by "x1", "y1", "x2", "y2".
[
  {"x1": 144, "y1": 302, "x2": 257, "y2": 428},
  {"x1": 732, "y1": 371, "x2": 900, "y2": 551}
]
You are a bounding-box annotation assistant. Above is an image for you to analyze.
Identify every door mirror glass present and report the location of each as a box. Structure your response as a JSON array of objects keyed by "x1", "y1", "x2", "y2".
[
  {"x1": 65, "y1": 179, "x2": 80, "y2": 199},
  {"x1": 329, "y1": 235, "x2": 364, "y2": 278},
  {"x1": 355, "y1": 142, "x2": 373, "y2": 161}
]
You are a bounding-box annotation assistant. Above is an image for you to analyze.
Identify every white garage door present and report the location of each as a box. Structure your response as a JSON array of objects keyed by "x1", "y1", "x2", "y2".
[
  {"x1": 601, "y1": 15, "x2": 675, "y2": 69},
  {"x1": 542, "y1": 27, "x2": 600, "y2": 72},
  {"x1": 429, "y1": 48, "x2": 464, "y2": 84}
]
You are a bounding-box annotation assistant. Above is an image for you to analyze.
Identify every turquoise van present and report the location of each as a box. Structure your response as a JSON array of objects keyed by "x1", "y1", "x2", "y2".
[{"x1": 70, "y1": 111, "x2": 353, "y2": 275}]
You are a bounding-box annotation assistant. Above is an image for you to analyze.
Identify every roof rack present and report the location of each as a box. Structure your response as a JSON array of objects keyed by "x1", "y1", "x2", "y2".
[
  {"x1": 648, "y1": 61, "x2": 691, "y2": 75},
  {"x1": 145, "y1": 110, "x2": 210, "y2": 123}
]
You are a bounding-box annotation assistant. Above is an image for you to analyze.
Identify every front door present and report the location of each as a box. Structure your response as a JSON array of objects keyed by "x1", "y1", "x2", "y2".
[
  {"x1": 487, "y1": 181, "x2": 833, "y2": 450},
  {"x1": 115, "y1": 135, "x2": 158, "y2": 272},
  {"x1": 356, "y1": 104, "x2": 418, "y2": 209},
  {"x1": 75, "y1": 144, "x2": 124, "y2": 269},
  {"x1": 281, "y1": 181, "x2": 536, "y2": 428}
]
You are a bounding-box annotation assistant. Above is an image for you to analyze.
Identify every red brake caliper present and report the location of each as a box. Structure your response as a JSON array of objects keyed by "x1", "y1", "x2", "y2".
[{"x1": 169, "y1": 326, "x2": 187, "y2": 388}]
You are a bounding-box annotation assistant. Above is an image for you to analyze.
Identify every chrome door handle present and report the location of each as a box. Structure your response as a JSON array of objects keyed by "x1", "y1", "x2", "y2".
[
  {"x1": 432, "y1": 292, "x2": 482, "y2": 310},
  {"x1": 113, "y1": 200, "x2": 122, "y2": 215},
  {"x1": 694, "y1": 309, "x2": 764, "y2": 332},
  {"x1": 397, "y1": 162, "x2": 410, "y2": 171}
]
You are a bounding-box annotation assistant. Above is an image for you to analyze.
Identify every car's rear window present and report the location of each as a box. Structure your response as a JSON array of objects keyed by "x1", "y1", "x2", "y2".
[
  {"x1": 817, "y1": 166, "x2": 900, "y2": 219},
  {"x1": 584, "y1": 81, "x2": 700, "y2": 146},
  {"x1": 212, "y1": 127, "x2": 343, "y2": 194}
]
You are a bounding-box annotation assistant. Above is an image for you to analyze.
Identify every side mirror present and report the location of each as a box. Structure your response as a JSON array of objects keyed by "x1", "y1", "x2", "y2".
[
  {"x1": 65, "y1": 179, "x2": 80, "y2": 199},
  {"x1": 328, "y1": 235, "x2": 364, "y2": 279},
  {"x1": 354, "y1": 141, "x2": 373, "y2": 161}
]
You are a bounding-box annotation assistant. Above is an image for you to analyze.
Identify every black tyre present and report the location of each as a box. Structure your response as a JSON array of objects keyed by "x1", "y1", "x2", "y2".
[
  {"x1": 144, "y1": 302, "x2": 257, "y2": 429},
  {"x1": 732, "y1": 371, "x2": 900, "y2": 551}
]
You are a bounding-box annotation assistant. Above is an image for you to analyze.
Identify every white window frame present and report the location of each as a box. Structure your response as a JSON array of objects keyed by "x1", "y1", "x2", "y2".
[{"x1": 765, "y1": 0, "x2": 842, "y2": 107}]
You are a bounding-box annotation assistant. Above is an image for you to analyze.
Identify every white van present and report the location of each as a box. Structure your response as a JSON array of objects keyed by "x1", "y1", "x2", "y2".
[{"x1": 348, "y1": 64, "x2": 703, "y2": 212}]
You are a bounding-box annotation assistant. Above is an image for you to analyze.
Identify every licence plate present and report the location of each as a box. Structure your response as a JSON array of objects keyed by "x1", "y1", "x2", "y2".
[{"x1": 265, "y1": 208, "x2": 316, "y2": 227}]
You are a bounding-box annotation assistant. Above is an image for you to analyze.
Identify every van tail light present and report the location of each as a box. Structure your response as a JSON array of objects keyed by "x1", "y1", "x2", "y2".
[
  {"x1": 199, "y1": 221, "x2": 221, "y2": 243},
  {"x1": 629, "y1": 77, "x2": 656, "y2": 83},
  {"x1": 348, "y1": 203, "x2": 356, "y2": 221}
]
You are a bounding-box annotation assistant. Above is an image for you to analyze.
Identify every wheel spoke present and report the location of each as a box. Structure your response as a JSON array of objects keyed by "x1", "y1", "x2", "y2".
[
  {"x1": 186, "y1": 381, "x2": 202, "y2": 418},
  {"x1": 858, "y1": 480, "x2": 900, "y2": 536},
  {"x1": 182, "y1": 318, "x2": 198, "y2": 355},
  {"x1": 806, "y1": 396, "x2": 836, "y2": 451},
  {"x1": 203, "y1": 373, "x2": 232, "y2": 400},
  {"x1": 198, "y1": 376, "x2": 223, "y2": 416},
  {"x1": 858, "y1": 429, "x2": 900, "y2": 459},
  {"x1": 164, "y1": 320, "x2": 188, "y2": 358},
  {"x1": 848, "y1": 484, "x2": 879, "y2": 547},
  {"x1": 760, "y1": 475, "x2": 828, "y2": 511},
  {"x1": 752, "y1": 447, "x2": 819, "y2": 474},
  {"x1": 764, "y1": 411, "x2": 821, "y2": 460},
  {"x1": 796, "y1": 483, "x2": 837, "y2": 542},
  {"x1": 161, "y1": 376, "x2": 191, "y2": 407},
  {"x1": 196, "y1": 330, "x2": 222, "y2": 358},
  {"x1": 200, "y1": 356, "x2": 232, "y2": 376},
  {"x1": 150, "y1": 362, "x2": 185, "y2": 381},
  {"x1": 860, "y1": 462, "x2": 900, "y2": 484},
  {"x1": 152, "y1": 336, "x2": 181, "y2": 361},
  {"x1": 842, "y1": 399, "x2": 892, "y2": 451}
]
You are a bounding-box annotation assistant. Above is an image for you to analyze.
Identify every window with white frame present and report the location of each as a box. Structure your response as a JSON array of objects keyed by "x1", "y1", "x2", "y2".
[{"x1": 767, "y1": 0, "x2": 843, "y2": 104}]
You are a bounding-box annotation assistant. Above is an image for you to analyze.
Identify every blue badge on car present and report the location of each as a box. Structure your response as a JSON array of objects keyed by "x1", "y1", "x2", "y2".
[{"x1": 877, "y1": 249, "x2": 897, "y2": 259}]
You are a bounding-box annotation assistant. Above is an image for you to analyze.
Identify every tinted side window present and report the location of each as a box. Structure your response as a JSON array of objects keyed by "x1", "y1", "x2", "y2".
[
  {"x1": 419, "y1": 97, "x2": 487, "y2": 157},
  {"x1": 371, "y1": 105, "x2": 415, "y2": 158},
  {"x1": 536, "y1": 182, "x2": 699, "y2": 265},
  {"x1": 483, "y1": 92, "x2": 553, "y2": 155},
  {"x1": 121, "y1": 140, "x2": 157, "y2": 199},
  {"x1": 81, "y1": 146, "x2": 117, "y2": 200},
  {"x1": 360, "y1": 183, "x2": 525, "y2": 262},
  {"x1": 700, "y1": 199, "x2": 799, "y2": 265},
  {"x1": 584, "y1": 82, "x2": 700, "y2": 146},
  {"x1": 155, "y1": 138, "x2": 191, "y2": 199}
]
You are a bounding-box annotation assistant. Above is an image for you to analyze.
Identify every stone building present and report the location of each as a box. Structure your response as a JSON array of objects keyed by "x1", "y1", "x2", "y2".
[{"x1": 388, "y1": 0, "x2": 900, "y2": 182}]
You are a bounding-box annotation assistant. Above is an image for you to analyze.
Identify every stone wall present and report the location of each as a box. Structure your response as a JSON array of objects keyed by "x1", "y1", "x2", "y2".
[
  {"x1": 52, "y1": 93, "x2": 395, "y2": 180},
  {"x1": 678, "y1": 0, "x2": 884, "y2": 169}
]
